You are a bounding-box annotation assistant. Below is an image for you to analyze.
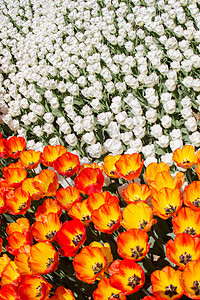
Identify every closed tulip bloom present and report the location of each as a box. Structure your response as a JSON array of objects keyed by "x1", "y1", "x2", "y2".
[
  {"x1": 151, "y1": 266, "x2": 184, "y2": 299},
  {"x1": 87, "y1": 191, "x2": 119, "y2": 213},
  {"x1": 75, "y1": 168, "x2": 105, "y2": 195},
  {"x1": 22, "y1": 178, "x2": 43, "y2": 201},
  {"x1": 172, "y1": 145, "x2": 200, "y2": 169},
  {"x1": 117, "y1": 228, "x2": 150, "y2": 261},
  {"x1": 114, "y1": 154, "x2": 144, "y2": 181},
  {"x1": 41, "y1": 145, "x2": 67, "y2": 167},
  {"x1": 35, "y1": 198, "x2": 62, "y2": 220},
  {"x1": 121, "y1": 202, "x2": 157, "y2": 232},
  {"x1": 143, "y1": 162, "x2": 169, "y2": 185},
  {"x1": 51, "y1": 286, "x2": 75, "y2": 300},
  {"x1": 172, "y1": 207, "x2": 200, "y2": 236},
  {"x1": 68, "y1": 199, "x2": 92, "y2": 226},
  {"x1": 149, "y1": 171, "x2": 185, "y2": 193},
  {"x1": 0, "y1": 284, "x2": 19, "y2": 300},
  {"x1": 33, "y1": 169, "x2": 59, "y2": 197},
  {"x1": 73, "y1": 246, "x2": 107, "y2": 284},
  {"x1": 151, "y1": 187, "x2": 182, "y2": 219},
  {"x1": 55, "y1": 186, "x2": 82, "y2": 211},
  {"x1": 4, "y1": 187, "x2": 30, "y2": 215}
]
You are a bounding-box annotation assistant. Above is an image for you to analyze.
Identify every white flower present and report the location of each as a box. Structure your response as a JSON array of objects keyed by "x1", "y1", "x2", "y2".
[
  {"x1": 97, "y1": 112, "x2": 112, "y2": 126},
  {"x1": 103, "y1": 139, "x2": 124, "y2": 155},
  {"x1": 170, "y1": 129, "x2": 182, "y2": 140},
  {"x1": 189, "y1": 131, "x2": 200, "y2": 147},
  {"x1": 105, "y1": 81, "x2": 115, "y2": 93},
  {"x1": 145, "y1": 108, "x2": 157, "y2": 123},
  {"x1": 26, "y1": 140, "x2": 35, "y2": 150},
  {"x1": 181, "y1": 108, "x2": 193, "y2": 119},
  {"x1": 107, "y1": 122, "x2": 121, "y2": 139},
  {"x1": 170, "y1": 139, "x2": 183, "y2": 152},
  {"x1": 33, "y1": 126, "x2": 44, "y2": 137},
  {"x1": 185, "y1": 117, "x2": 197, "y2": 132},
  {"x1": 156, "y1": 135, "x2": 170, "y2": 148},
  {"x1": 28, "y1": 112, "x2": 37, "y2": 123},
  {"x1": 163, "y1": 100, "x2": 176, "y2": 114},
  {"x1": 87, "y1": 143, "x2": 103, "y2": 158},
  {"x1": 150, "y1": 124, "x2": 163, "y2": 138},
  {"x1": 8, "y1": 120, "x2": 20, "y2": 131},
  {"x1": 165, "y1": 79, "x2": 176, "y2": 91},
  {"x1": 91, "y1": 99, "x2": 101, "y2": 110},
  {"x1": 129, "y1": 138, "x2": 143, "y2": 153},
  {"x1": 144, "y1": 156, "x2": 157, "y2": 167},
  {"x1": 142, "y1": 144, "x2": 155, "y2": 157},
  {"x1": 43, "y1": 123, "x2": 54, "y2": 135},
  {"x1": 115, "y1": 111, "x2": 128, "y2": 125},
  {"x1": 82, "y1": 132, "x2": 96, "y2": 144},
  {"x1": 161, "y1": 92, "x2": 172, "y2": 104},
  {"x1": 43, "y1": 112, "x2": 54, "y2": 123},
  {"x1": 82, "y1": 115, "x2": 94, "y2": 131},
  {"x1": 161, "y1": 115, "x2": 172, "y2": 129},
  {"x1": 193, "y1": 79, "x2": 200, "y2": 92},
  {"x1": 81, "y1": 105, "x2": 92, "y2": 116},
  {"x1": 133, "y1": 126, "x2": 146, "y2": 139},
  {"x1": 124, "y1": 117, "x2": 134, "y2": 130},
  {"x1": 60, "y1": 123, "x2": 71, "y2": 134},
  {"x1": 110, "y1": 96, "x2": 122, "y2": 114},
  {"x1": 49, "y1": 137, "x2": 60, "y2": 146},
  {"x1": 120, "y1": 132, "x2": 133, "y2": 145},
  {"x1": 20, "y1": 98, "x2": 29, "y2": 109},
  {"x1": 65, "y1": 134, "x2": 77, "y2": 146},
  {"x1": 182, "y1": 76, "x2": 194, "y2": 88},
  {"x1": 161, "y1": 153, "x2": 174, "y2": 167},
  {"x1": 181, "y1": 97, "x2": 192, "y2": 108}
]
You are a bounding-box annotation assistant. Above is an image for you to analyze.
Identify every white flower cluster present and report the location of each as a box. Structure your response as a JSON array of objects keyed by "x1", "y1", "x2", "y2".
[{"x1": 0, "y1": 0, "x2": 200, "y2": 165}]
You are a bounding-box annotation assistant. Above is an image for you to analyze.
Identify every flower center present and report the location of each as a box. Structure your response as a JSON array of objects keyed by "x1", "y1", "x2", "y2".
[
  {"x1": 184, "y1": 227, "x2": 196, "y2": 235},
  {"x1": 92, "y1": 262, "x2": 103, "y2": 275},
  {"x1": 45, "y1": 230, "x2": 56, "y2": 240},
  {"x1": 18, "y1": 202, "x2": 26, "y2": 211},
  {"x1": 125, "y1": 170, "x2": 135, "y2": 176},
  {"x1": 165, "y1": 284, "x2": 178, "y2": 297},
  {"x1": 182, "y1": 158, "x2": 190, "y2": 164},
  {"x1": 179, "y1": 252, "x2": 192, "y2": 265},
  {"x1": 35, "y1": 284, "x2": 42, "y2": 297},
  {"x1": 192, "y1": 281, "x2": 200, "y2": 295},
  {"x1": 108, "y1": 293, "x2": 120, "y2": 299},
  {"x1": 132, "y1": 195, "x2": 141, "y2": 202},
  {"x1": 65, "y1": 167, "x2": 72, "y2": 172},
  {"x1": 193, "y1": 198, "x2": 200, "y2": 207},
  {"x1": 138, "y1": 219, "x2": 148, "y2": 229},
  {"x1": 46, "y1": 258, "x2": 54, "y2": 268},
  {"x1": 164, "y1": 204, "x2": 177, "y2": 215},
  {"x1": 107, "y1": 219, "x2": 118, "y2": 228},
  {"x1": 131, "y1": 246, "x2": 144, "y2": 259},
  {"x1": 81, "y1": 214, "x2": 91, "y2": 222},
  {"x1": 29, "y1": 161, "x2": 35, "y2": 166},
  {"x1": 127, "y1": 274, "x2": 141, "y2": 288},
  {"x1": 72, "y1": 234, "x2": 83, "y2": 246}
]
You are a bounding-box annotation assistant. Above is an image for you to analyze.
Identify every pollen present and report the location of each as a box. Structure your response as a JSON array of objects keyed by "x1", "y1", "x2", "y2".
[
  {"x1": 138, "y1": 219, "x2": 148, "y2": 230},
  {"x1": 45, "y1": 230, "x2": 56, "y2": 240},
  {"x1": 92, "y1": 262, "x2": 103, "y2": 275},
  {"x1": 182, "y1": 158, "x2": 190, "y2": 164},
  {"x1": 179, "y1": 252, "x2": 192, "y2": 265},
  {"x1": 165, "y1": 284, "x2": 178, "y2": 297},
  {"x1": 46, "y1": 258, "x2": 54, "y2": 268},
  {"x1": 108, "y1": 293, "x2": 120, "y2": 299},
  {"x1": 184, "y1": 227, "x2": 196, "y2": 235},
  {"x1": 131, "y1": 246, "x2": 144, "y2": 259},
  {"x1": 107, "y1": 219, "x2": 118, "y2": 228},
  {"x1": 192, "y1": 198, "x2": 200, "y2": 208},
  {"x1": 164, "y1": 204, "x2": 177, "y2": 215},
  {"x1": 72, "y1": 234, "x2": 83, "y2": 246},
  {"x1": 18, "y1": 202, "x2": 27, "y2": 210},
  {"x1": 191, "y1": 281, "x2": 200, "y2": 296},
  {"x1": 81, "y1": 214, "x2": 91, "y2": 222},
  {"x1": 35, "y1": 284, "x2": 42, "y2": 297},
  {"x1": 127, "y1": 274, "x2": 141, "y2": 288}
]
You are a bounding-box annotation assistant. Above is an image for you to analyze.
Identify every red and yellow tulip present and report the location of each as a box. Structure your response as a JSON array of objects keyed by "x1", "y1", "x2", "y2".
[
  {"x1": 93, "y1": 278, "x2": 126, "y2": 300},
  {"x1": 143, "y1": 162, "x2": 169, "y2": 185},
  {"x1": 181, "y1": 260, "x2": 200, "y2": 299},
  {"x1": 55, "y1": 186, "x2": 82, "y2": 211},
  {"x1": 183, "y1": 181, "x2": 200, "y2": 210},
  {"x1": 19, "y1": 150, "x2": 42, "y2": 169},
  {"x1": 172, "y1": 145, "x2": 200, "y2": 169},
  {"x1": 41, "y1": 144, "x2": 67, "y2": 167},
  {"x1": 51, "y1": 286, "x2": 75, "y2": 300},
  {"x1": 53, "y1": 152, "x2": 80, "y2": 177},
  {"x1": 3, "y1": 136, "x2": 26, "y2": 159},
  {"x1": 87, "y1": 191, "x2": 119, "y2": 213},
  {"x1": 102, "y1": 155, "x2": 121, "y2": 178},
  {"x1": 114, "y1": 154, "x2": 143, "y2": 181},
  {"x1": 33, "y1": 169, "x2": 59, "y2": 197},
  {"x1": 68, "y1": 199, "x2": 92, "y2": 226},
  {"x1": 4, "y1": 187, "x2": 30, "y2": 215},
  {"x1": 121, "y1": 182, "x2": 151, "y2": 204}
]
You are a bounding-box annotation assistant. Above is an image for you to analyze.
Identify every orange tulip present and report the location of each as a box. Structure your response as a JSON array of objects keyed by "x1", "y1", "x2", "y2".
[
  {"x1": 33, "y1": 169, "x2": 59, "y2": 197},
  {"x1": 78, "y1": 162, "x2": 100, "y2": 174},
  {"x1": 22, "y1": 178, "x2": 43, "y2": 201},
  {"x1": 3, "y1": 167, "x2": 27, "y2": 189},
  {"x1": 166, "y1": 233, "x2": 200, "y2": 269},
  {"x1": 73, "y1": 246, "x2": 107, "y2": 284},
  {"x1": 102, "y1": 155, "x2": 121, "y2": 178},
  {"x1": 172, "y1": 207, "x2": 200, "y2": 236},
  {"x1": 143, "y1": 162, "x2": 170, "y2": 185},
  {"x1": 1, "y1": 261, "x2": 21, "y2": 286},
  {"x1": 181, "y1": 260, "x2": 200, "y2": 299},
  {"x1": 41, "y1": 144, "x2": 67, "y2": 167},
  {"x1": 183, "y1": 181, "x2": 200, "y2": 210},
  {"x1": 74, "y1": 168, "x2": 105, "y2": 195},
  {"x1": 114, "y1": 154, "x2": 143, "y2": 181},
  {"x1": 117, "y1": 228, "x2": 150, "y2": 261},
  {"x1": 51, "y1": 286, "x2": 75, "y2": 300},
  {"x1": 14, "y1": 246, "x2": 31, "y2": 275},
  {"x1": 109, "y1": 259, "x2": 145, "y2": 296},
  {"x1": 3, "y1": 136, "x2": 26, "y2": 159},
  {"x1": 172, "y1": 145, "x2": 200, "y2": 169},
  {"x1": 92, "y1": 203, "x2": 122, "y2": 234},
  {"x1": 151, "y1": 187, "x2": 182, "y2": 220},
  {"x1": 31, "y1": 212, "x2": 61, "y2": 242},
  {"x1": 93, "y1": 278, "x2": 126, "y2": 300},
  {"x1": 4, "y1": 187, "x2": 30, "y2": 215},
  {"x1": 53, "y1": 152, "x2": 80, "y2": 177},
  {"x1": 55, "y1": 219, "x2": 86, "y2": 257},
  {"x1": 35, "y1": 198, "x2": 62, "y2": 220},
  {"x1": 0, "y1": 139, "x2": 8, "y2": 159},
  {"x1": 68, "y1": 199, "x2": 92, "y2": 226},
  {"x1": 6, "y1": 218, "x2": 30, "y2": 235},
  {"x1": 0, "y1": 254, "x2": 11, "y2": 277},
  {"x1": 151, "y1": 266, "x2": 184, "y2": 299},
  {"x1": 196, "y1": 159, "x2": 200, "y2": 180},
  {"x1": 0, "y1": 189, "x2": 7, "y2": 214},
  {"x1": 55, "y1": 186, "x2": 82, "y2": 211},
  {"x1": 121, "y1": 182, "x2": 151, "y2": 204},
  {"x1": 121, "y1": 202, "x2": 157, "y2": 232},
  {"x1": 149, "y1": 171, "x2": 185, "y2": 193},
  {"x1": 0, "y1": 284, "x2": 19, "y2": 300},
  {"x1": 6, "y1": 231, "x2": 33, "y2": 256},
  {"x1": 28, "y1": 242, "x2": 59, "y2": 275},
  {"x1": 19, "y1": 150, "x2": 42, "y2": 169},
  {"x1": 18, "y1": 274, "x2": 52, "y2": 300},
  {"x1": 87, "y1": 191, "x2": 119, "y2": 213}
]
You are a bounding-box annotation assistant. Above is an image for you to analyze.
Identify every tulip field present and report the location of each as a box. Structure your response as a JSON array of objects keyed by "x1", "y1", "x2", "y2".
[{"x1": 0, "y1": 0, "x2": 200, "y2": 299}]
